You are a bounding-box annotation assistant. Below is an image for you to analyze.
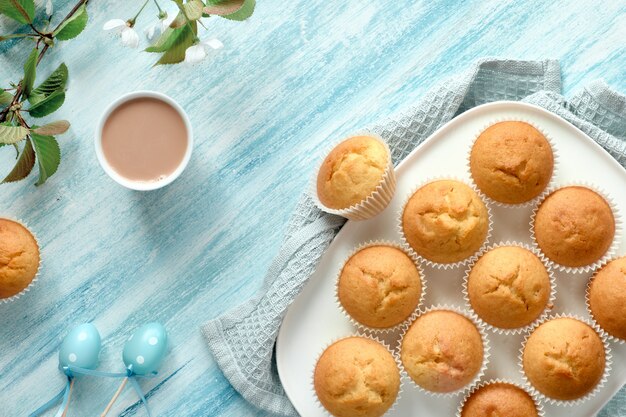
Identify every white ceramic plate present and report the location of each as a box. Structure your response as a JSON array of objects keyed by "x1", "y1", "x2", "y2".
[{"x1": 276, "y1": 101, "x2": 626, "y2": 417}]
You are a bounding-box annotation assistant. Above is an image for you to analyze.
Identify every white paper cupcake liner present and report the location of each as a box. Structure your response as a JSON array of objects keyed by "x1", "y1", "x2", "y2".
[
  {"x1": 310, "y1": 333, "x2": 404, "y2": 417},
  {"x1": 397, "y1": 177, "x2": 493, "y2": 270},
  {"x1": 529, "y1": 182, "x2": 622, "y2": 274},
  {"x1": 0, "y1": 217, "x2": 41, "y2": 304},
  {"x1": 455, "y1": 378, "x2": 545, "y2": 417},
  {"x1": 466, "y1": 118, "x2": 559, "y2": 208},
  {"x1": 518, "y1": 314, "x2": 612, "y2": 406},
  {"x1": 461, "y1": 241, "x2": 556, "y2": 335},
  {"x1": 310, "y1": 131, "x2": 397, "y2": 221},
  {"x1": 397, "y1": 304, "x2": 491, "y2": 398},
  {"x1": 334, "y1": 240, "x2": 427, "y2": 335},
  {"x1": 585, "y1": 259, "x2": 626, "y2": 345}
]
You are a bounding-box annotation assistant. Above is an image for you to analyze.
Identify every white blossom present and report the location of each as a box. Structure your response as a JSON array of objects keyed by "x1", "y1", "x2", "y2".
[
  {"x1": 184, "y1": 39, "x2": 224, "y2": 64},
  {"x1": 145, "y1": 14, "x2": 175, "y2": 44},
  {"x1": 103, "y1": 19, "x2": 140, "y2": 49},
  {"x1": 45, "y1": 0, "x2": 53, "y2": 17}
]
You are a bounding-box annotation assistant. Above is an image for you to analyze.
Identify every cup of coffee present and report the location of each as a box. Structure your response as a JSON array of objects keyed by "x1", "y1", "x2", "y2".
[{"x1": 95, "y1": 91, "x2": 193, "y2": 191}]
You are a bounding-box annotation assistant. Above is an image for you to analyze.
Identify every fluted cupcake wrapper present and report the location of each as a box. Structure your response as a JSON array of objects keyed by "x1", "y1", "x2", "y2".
[
  {"x1": 455, "y1": 378, "x2": 545, "y2": 417},
  {"x1": 461, "y1": 241, "x2": 557, "y2": 336},
  {"x1": 466, "y1": 117, "x2": 560, "y2": 208},
  {"x1": 397, "y1": 304, "x2": 491, "y2": 398},
  {"x1": 310, "y1": 333, "x2": 404, "y2": 417},
  {"x1": 529, "y1": 182, "x2": 622, "y2": 274},
  {"x1": 396, "y1": 177, "x2": 493, "y2": 270},
  {"x1": 334, "y1": 240, "x2": 427, "y2": 335},
  {"x1": 0, "y1": 217, "x2": 41, "y2": 304},
  {"x1": 585, "y1": 261, "x2": 626, "y2": 345},
  {"x1": 518, "y1": 313, "x2": 613, "y2": 407},
  {"x1": 310, "y1": 131, "x2": 397, "y2": 221}
]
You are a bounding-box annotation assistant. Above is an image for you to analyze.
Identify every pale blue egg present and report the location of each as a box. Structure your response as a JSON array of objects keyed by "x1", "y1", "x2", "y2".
[
  {"x1": 59, "y1": 323, "x2": 101, "y2": 370},
  {"x1": 122, "y1": 322, "x2": 168, "y2": 375}
]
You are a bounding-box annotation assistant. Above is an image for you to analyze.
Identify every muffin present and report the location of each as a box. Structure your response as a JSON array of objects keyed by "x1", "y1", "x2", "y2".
[
  {"x1": 316, "y1": 135, "x2": 390, "y2": 210},
  {"x1": 522, "y1": 317, "x2": 606, "y2": 400},
  {"x1": 401, "y1": 180, "x2": 489, "y2": 264},
  {"x1": 470, "y1": 121, "x2": 553, "y2": 204},
  {"x1": 467, "y1": 246, "x2": 551, "y2": 329},
  {"x1": 588, "y1": 257, "x2": 626, "y2": 340},
  {"x1": 401, "y1": 310, "x2": 484, "y2": 393},
  {"x1": 533, "y1": 186, "x2": 615, "y2": 267},
  {"x1": 0, "y1": 219, "x2": 40, "y2": 299},
  {"x1": 314, "y1": 337, "x2": 400, "y2": 417},
  {"x1": 338, "y1": 245, "x2": 422, "y2": 329},
  {"x1": 461, "y1": 382, "x2": 539, "y2": 417}
]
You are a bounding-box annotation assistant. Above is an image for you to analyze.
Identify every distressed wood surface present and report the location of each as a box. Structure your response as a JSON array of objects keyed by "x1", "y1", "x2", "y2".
[{"x1": 1, "y1": 0, "x2": 625, "y2": 415}]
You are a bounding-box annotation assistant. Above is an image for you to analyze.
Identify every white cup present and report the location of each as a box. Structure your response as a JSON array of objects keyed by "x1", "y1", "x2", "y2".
[{"x1": 94, "y1": 91, "x2": 193, "y2": 191}]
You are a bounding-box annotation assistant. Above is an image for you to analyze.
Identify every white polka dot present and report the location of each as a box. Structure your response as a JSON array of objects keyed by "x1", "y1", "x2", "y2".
[
  {"x1": 68, "y1": 353, "x2": 77, "y2": 363},
  {"x1": 148, "y1": 337, "x2": 158, "y2": 346},
  {"x1": 78, "y1": 332, "x2": 88, "y2": 341},
  {"x1": 136, "y1": 355, "x2": 145, "y2": 364}
]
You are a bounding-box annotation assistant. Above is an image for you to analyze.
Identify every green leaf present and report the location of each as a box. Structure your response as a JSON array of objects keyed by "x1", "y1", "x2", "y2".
[
  {"x1": 155, "y1": 22, "x2": 197, "y2": 65},
  {"x1": 27, "y1": 90, "x2": 65, "y2": 117},
  {"x1": 30, "y1": 63, "x2": 68, "y2": 100},
  {"x1": 170, "y1": 0, "x2": 203, "y2": 28},
  {"x1": 53, "y1": 4, "x2": 88, "y2": 41},
  {"x1": 33, "y1": 120, "x2": 70, "y2": 136},
  {"x1": 0, "y1": 0, "x2": 35, "y2": 24},
  {"x1": 31, "y1": 132, "x2": 60, "y2": 185},
  {"x1": 22, "y1": 47, "x2": 38, "y2": 99},
  {"x1": 222, "y1": 0, "x2": 254, "y2": 20},
  {"x1": 0, "y1": 123, "x2": 29, "y2": 144},
  {"x1": 0, "y1": 91, "x2": 13, "y2": 106},
  {"x1": 3, "y1": 138, "x2": 35, "y2": 183},
  {"x1": 203, "y1": 0, "x2": 245, "y2": 16}
]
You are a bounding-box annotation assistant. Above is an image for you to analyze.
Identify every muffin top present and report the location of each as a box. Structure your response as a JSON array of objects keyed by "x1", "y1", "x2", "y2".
[
  {"x1": 402, "y1": 180, "x2": 489, "y2": 263},
  {"x1": 533, "y1": 186, "x2": 615, "y2": 267},
  {"x1": 523, "y1": 317, "x2": 605, "y2": 400},
  {"x1": 338, "y1": 245, "x2": 422, "y2": 328},
  {"x1": 0, "y1": 219, "x2": 40, "y2": 299},
  {"x1": 468, "y1": 246, "x2": 551, "y2": 329},
  {"x1": 589, "y1": 257, "x2": 626, "y2": 340},
  {"x1": 461, "y1": 382, "x2": 539, "y2": 417},
  {"x1": 316, "y1": 135, "x2": 389, "y2": 210},
  {"x1": 314, "y1": 337, "x2": 400, "y2": 417},
  {"x1": 401, "y1": 310, "x2": 483, "y2": 393},
  {"x1": 470, "y1": 121, "x2": 554, "y2": 204}
]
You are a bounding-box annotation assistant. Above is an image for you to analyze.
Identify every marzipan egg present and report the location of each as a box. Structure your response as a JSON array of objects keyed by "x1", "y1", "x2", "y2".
[
  {"x1": 59, "y1": 323, "x2": 102, "y2": 370},
  {"x1": 122, "y1": 322, "x2": 168, "y2": 375}
]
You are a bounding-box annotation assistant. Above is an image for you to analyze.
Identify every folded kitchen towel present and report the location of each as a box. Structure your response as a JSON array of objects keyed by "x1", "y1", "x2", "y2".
[{"x1": 202, "y1": 58, "x2": 626, "y2": 416}]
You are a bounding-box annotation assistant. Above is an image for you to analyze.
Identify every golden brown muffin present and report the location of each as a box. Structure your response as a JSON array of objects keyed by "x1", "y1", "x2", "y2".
[
  {"x1": 588, "y1": 257, "x2": 626, "y2": 340},
  {"x1": 316, "y1": 136, "x2": 389, "y2": 210},
  {"x1": 533, "y1": 186, "x2": 615, "y2": 267},
  {"x1": 523, "y1": 317, "x2": 605, "y2": 400},
  {"x1": 467, "y1": 246, "x2": 551, "y2": 329},
  {"x1": 470, "y1": 121, "x2": 554, "y2": 204},
  {"x1": 461, "y1": 382, "x2": 539, "y2": 417},
  {"x1": 401, "y1": 180, "x2": 489, "y2": 264},
  {"x1": 0, "y1": 219, "x2": 40, "y2": 299},
  {"x1": 314, "y1": 337, "x2": 400, "y2": 417},
  {"x1": 338, "y1": 245, "x2": 422, "y2": 328},
  {"x1": 401, "y1": 310, "x2": 484, "y2": 393}
]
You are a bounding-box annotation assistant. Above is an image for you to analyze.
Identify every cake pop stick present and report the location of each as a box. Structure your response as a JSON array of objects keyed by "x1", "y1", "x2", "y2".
[{"x1": 100, "y1": 322, "x2": 168, "y2": 417}]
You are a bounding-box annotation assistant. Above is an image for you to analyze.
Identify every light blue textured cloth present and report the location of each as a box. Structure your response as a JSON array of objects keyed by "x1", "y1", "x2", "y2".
[{"x1": 202, "y1": 59, "x2": 626, "y2": 416}]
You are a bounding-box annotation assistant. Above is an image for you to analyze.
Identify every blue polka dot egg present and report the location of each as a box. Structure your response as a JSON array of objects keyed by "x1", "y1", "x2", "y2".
[
  {"x1": 123, "y1": 322, "x2": 168, "y2": 376},
  {"x1": 59, "y1": 323, "x2": 101, "y2": 371}
]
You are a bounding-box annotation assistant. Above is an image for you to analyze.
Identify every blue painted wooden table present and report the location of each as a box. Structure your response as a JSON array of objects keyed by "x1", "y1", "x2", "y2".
[{"x1": 1, "y1": 1, "x2": 625, "y2": 415}]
